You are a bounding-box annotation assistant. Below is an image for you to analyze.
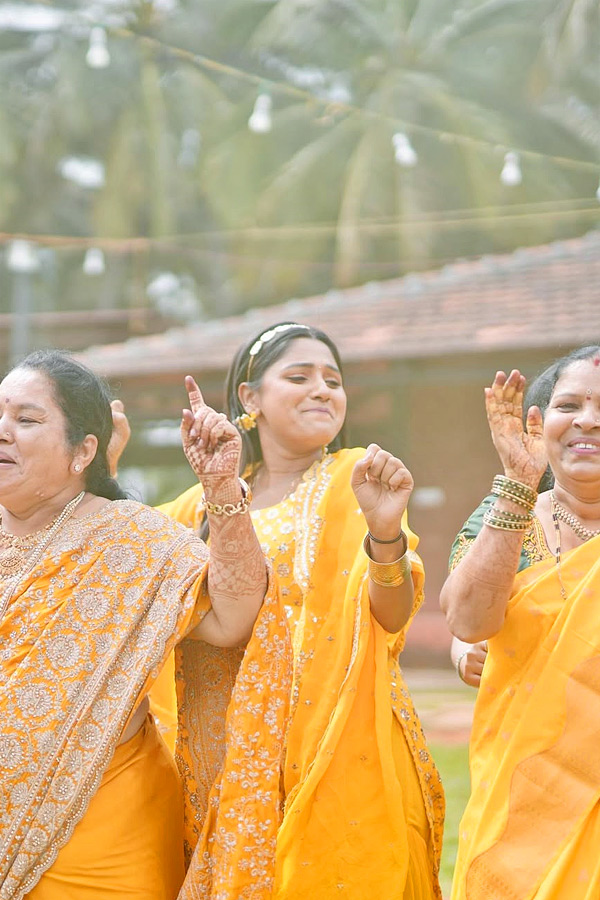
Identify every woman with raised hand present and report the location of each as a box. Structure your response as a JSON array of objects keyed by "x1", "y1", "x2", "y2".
[
  {"x1": 156, "y1": 322, "x2": 444, "y2": 900},
  {"x1": 441, "y1": 345, "x2": 600, "y2": 900},
  {"x1": 0, "y1": 350, "x2": 286, "y2": 900}
]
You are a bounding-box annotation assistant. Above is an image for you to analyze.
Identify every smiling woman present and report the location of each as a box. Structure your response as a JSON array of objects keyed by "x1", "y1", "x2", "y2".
[
  {"x1": 0, "y1": 350, "x2": 286, "y2": 900},
  {"x1": 440, "y1": 345, "x2": 600, "y2": 900},
  {"x1": 150, "y1": 321, "x2": 445, "y2": 899}
]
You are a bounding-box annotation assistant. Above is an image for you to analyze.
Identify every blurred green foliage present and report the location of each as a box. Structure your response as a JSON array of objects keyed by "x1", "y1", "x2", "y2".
[{"x1": 1, "y1": 0, "x2": 598, "y2": 317}]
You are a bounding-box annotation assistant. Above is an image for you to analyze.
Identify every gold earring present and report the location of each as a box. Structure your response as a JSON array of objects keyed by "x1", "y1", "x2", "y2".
[{"x1": 234, "y1": 410, "x2": 258, "y2": 432}]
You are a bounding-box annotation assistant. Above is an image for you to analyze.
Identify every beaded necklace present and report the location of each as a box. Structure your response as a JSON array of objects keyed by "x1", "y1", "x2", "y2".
[
  {"x1": 550, "y1": 502, "x2": 568, "y2": 601},
  {"x1": 549, "y1": 492, "x2": 600, "y2": 602},
  {"x1": 550, "y1": 491, "x2": 600, "y2": 542}
]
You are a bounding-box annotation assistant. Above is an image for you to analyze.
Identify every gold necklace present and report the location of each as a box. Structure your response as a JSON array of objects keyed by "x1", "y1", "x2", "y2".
[
  {"x1": 0, "y1": 492, "x2": 86, "y2": 579},
  {"x1": 550, "y1": 491, "x2": 600, "y2": 542},
  {"x1": 0, "y1": 519, "x2": 55, "y2": 577}
]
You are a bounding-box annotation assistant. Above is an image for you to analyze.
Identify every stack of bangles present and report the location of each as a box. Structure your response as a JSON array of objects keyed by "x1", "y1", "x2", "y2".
[
  {"x1": 362, "y1": 531, "x2": 411, "y2": 587},
  {"x1": 483, "y1": 474, "x2": 537, "y2": 531}
]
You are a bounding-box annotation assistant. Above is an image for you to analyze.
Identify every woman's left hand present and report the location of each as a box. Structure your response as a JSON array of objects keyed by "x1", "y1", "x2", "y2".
[
  {"x1": 107, "y1": 400, "x2": 131, "y2": 477},
  {"x1": 351, "y1": 444, "x2": 414, "y2": 540},
  {"x1": 181, "y1": 376, "x2": 241, "y2": 481}
]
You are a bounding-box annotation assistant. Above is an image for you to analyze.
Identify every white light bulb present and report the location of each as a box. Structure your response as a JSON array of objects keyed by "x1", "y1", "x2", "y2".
[
  {"x1": 392, "y1": 132, "x2": 417, "y2": 167},
  {"x1": 6, "y1": 240, "x2": 40, "y2": 274},
  {"x1": 248, "y1": 94, "x2": 272, "y2": 134},
  {"x1": 596, "y1": 178, "x2": 600, "y2": 202},
  {"x1": 500, "y1": 151, "x2": 522, "y2": 186},
  {"x1": 83, "y1": 248, "x2": 106, "y2": 275},
  {"x1": 86, "y1": 27, "x2": 110, "y2": 69},
  {"x1": 178, "y1": 128, "x2": 201, "y2": 168}
]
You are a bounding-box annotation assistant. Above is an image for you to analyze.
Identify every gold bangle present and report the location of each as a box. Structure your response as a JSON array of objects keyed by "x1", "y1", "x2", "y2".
[
  {"x1": 491, "y1": 486, "x2": 535, "y2": 510},
  {"x1": 201, "y1": 478, "x2": 252, "y2": 516},
  {"x1": 455, "y1": 650, "x2": 469, "y2": 683},
  {"x1": 363, "y1": 534, "x2": 412, "y2": 587},
  {"x1": 486, "y1": 507, "x2": 531, "y2": 523},
  {"x1": 483, "y1": 506, "x2": 532, "y2": 532},
  {"x1": 491, "y1": 475, "x2": 537, "y2": 509}
]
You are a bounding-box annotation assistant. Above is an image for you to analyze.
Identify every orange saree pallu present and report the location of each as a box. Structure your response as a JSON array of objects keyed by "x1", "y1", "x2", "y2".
[
  {"x1": 452, "y1": 536, "x2": 600, "y2": 900},
  {"x1": 0, "y1": 501, "x2": 291, "y2": 900},
  {"x1": 169, "y1": 449, "x2": 445, "y2": 900}
]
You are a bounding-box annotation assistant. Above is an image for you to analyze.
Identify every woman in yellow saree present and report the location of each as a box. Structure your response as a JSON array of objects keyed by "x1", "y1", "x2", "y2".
[
  {"x1": 0, "y1": 351, "x2": 290, "y2": 900},
  {"x1": 441, "y1": 345, "x2": 600, "y2": 900},
  {"x1": 156, "y1": 322, "x2": 445, "y2": 899}
]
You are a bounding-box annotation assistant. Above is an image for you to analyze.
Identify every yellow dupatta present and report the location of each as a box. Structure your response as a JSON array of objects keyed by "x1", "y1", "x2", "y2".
[
  {"x1": 273, "y1": 449, "x2": 444, "y2": 898},
  {"x1": 452, "y1": 535, "x2": 600, "y2": 900}
]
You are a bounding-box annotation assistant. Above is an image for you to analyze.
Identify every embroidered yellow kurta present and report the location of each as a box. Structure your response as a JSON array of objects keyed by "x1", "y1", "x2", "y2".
[
  {"x1": 162, "y1": 449, "x2": 445, "y2": 900},
  {"x1": 451, "y1": 534, "x2": 600, "y2": 900},
  {"x1": 0, "y1": 501, "x2": 291, "y2": 900}
]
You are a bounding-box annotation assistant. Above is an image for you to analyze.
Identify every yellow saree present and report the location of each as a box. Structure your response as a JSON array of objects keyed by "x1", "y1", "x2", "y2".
[
  {"x1": 163, "y1": 449, "x2": 445, "y2": 900},
  {"x1": 452, "y1": 535, "x2": 600, "y2": 900},
  {"x1": 0, "y1": 500, "x2": 291, "y2": 900}
]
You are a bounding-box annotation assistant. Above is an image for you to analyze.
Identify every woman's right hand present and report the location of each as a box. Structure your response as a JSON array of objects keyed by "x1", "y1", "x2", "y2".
[
  {"x1": 181, "y1": 376, "x2": 242, "y2": 482},
  {"x1": 485, "y1": 370, "x2": 547, "y2": 489},
  {"x1": 452, "y1": 638, "x2": 487, "y2": 688}
]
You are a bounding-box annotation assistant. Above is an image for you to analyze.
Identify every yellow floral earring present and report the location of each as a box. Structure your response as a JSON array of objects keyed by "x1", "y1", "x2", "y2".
[{"x1": 234, "y1": 410, "x2": 258, "y2": 432}]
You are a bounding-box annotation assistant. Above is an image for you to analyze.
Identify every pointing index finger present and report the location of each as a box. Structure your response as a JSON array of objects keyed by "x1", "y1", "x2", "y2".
[{"x1": 184, "y1": 375, "x2": 204, "y2": 414}]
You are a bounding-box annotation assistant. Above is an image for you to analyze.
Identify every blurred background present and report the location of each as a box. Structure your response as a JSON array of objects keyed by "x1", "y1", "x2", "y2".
[{"x1": 1, "y1": 0, "x2": 599, "y2": 667}]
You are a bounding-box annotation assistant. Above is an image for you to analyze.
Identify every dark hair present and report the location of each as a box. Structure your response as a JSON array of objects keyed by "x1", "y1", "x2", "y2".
[
  {"x1": 199, "y1": 323, "x2": 346, "y2": 541},
  {"x1": 524, "y1": 345, "x2": 600, "y2": 492},
  {"x1": 14, "y1": 349, "x2": 128, "y2": 500},
  {"x1": 225, "y1": 321, "x2": 347, "y2": 474}
]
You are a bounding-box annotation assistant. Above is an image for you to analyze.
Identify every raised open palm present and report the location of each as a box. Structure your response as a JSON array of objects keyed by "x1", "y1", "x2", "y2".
[{"x1": 485, "y1": 370, "x2": 547, "y2": 488}]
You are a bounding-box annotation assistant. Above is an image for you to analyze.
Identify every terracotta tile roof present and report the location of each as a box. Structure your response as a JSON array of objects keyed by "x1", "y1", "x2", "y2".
[{"x1": 79, "y1": 230, "x2": 600, "y2": 378}]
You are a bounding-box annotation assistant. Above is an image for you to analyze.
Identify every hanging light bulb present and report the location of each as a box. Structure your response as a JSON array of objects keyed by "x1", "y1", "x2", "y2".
[
  {"x1": 6, "y1": 240, "x2": 40, "y2": 273},
  {"x1": 392, "y1": 133, "x2": 417, "y2": 167},
  {"x1": 248, "y1": 94, "x2": 272, "y2": 134},
  {"x1": 86, "y1": 27, "x2": 110, "y2": 69},
  {"x1": 500, "y1": 151, "x2": 522, "y2": 186},
  {"x1": 178, "y1": 128, "x2": 201, "y2": 168},
  {"x1": 83, "y1": 248, "x2": 106, "y2": 275}
]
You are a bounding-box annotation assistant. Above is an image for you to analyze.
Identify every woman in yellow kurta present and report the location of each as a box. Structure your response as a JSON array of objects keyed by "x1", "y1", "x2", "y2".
[
  {"x1": 0, "y1": 351, "x2": 290, "y2": 900},
  {"x1": 441, "y1": 345, "x2": 600, "y2": 900},
  {"x1": 157, "y1": 322, "x2": 444, "y2": 899}
]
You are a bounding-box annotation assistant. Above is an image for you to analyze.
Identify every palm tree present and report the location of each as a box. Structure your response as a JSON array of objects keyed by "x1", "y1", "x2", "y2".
[{"x1": 0, "y1": 0, "x2": 598, "y2": 316}]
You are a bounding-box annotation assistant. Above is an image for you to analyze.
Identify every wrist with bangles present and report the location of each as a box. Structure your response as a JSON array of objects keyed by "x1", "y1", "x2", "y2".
[
  {"x1": 483, "y1": 474, "x2": 538, "y2": 532},
  {"x1": 363, "y1": 530, "x2": 411, "y2": 588},
  {"x1": 455, "y1": 650, "x2": 469, "y2": 683},
  {"x1": 201, "y1": 478, "x2": 252, "y2": 516}
]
